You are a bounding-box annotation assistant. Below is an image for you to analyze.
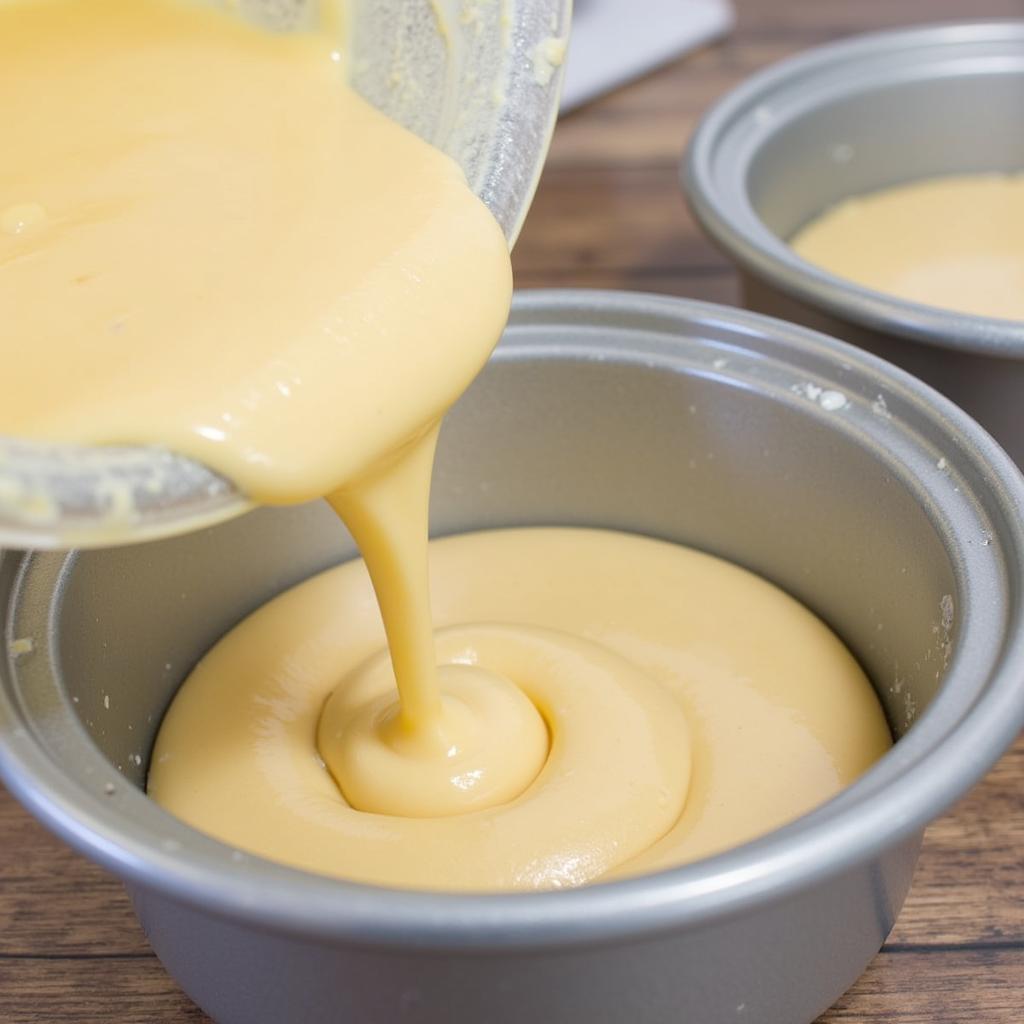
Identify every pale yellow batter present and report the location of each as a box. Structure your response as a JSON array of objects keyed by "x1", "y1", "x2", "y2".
[
  {"x1": 0, "y1": 0, "x2": 511, "y2": 503},
  {"x1": 791, "y1": 173, "x2": 1024, "y2": 321},
  {"x1": 149, "y1": 527, "x2": 891, "y2": 891},
  {"x1": 0, "y1": 0, "x2": 892, "y2": 893}
]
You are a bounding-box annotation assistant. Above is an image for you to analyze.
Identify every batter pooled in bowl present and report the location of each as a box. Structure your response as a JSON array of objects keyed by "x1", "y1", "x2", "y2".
[
  {"x1": 0, "y1": 0, "x2": 512, "y2": 503},
  {"x1": 0, "y1": 0, "x2": 891, "y2": 891},
  {"x1": 791, "y1": 173, "x2": 1024, "y2": 321}
]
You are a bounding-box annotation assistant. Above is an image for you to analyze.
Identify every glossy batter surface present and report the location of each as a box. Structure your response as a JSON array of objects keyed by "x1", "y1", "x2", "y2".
[
  {"x1": 0, "y1": 0, "x2": 511, "y2": 503},
  {"x1": 791, "y1": 173, "x2": 1024, "y2": 321},
  {"x1": 149, "y1": 528, "x2": 892, "y2": 891}
]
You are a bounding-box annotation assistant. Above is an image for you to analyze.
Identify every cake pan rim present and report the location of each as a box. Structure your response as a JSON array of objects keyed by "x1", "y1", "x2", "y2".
[
  {"x1": 683, "y1": 19, "x2": 1024, "y2": 358},
  {"x1": 2, "y1": 288, "x2": 1023, "y2": 951}
]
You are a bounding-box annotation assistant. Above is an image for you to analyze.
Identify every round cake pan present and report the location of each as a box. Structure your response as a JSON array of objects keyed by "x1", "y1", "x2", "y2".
[
  {"x1": 2, "y1": 291, "x2": 1024, "y2": 1024},
  {"x1": 684, "y1": 22, "x2": 1024, "y2": 467}
]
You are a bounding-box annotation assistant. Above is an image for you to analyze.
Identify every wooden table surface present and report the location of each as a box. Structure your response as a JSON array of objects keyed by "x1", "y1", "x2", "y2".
[{"x1": 3, "y1": 1, "x2": 1023, "y2": 1021}]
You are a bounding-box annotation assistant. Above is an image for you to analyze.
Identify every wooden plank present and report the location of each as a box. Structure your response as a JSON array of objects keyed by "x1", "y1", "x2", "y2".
[
  {"x1": 889, "y1": 734, "x2": 1024, "y2": 947},
  {"x1": 513, "y1": 168, "x2": 726, "y2": 282},
  {"x1": 0, "y1": 957, "x2": 206, "y2": 1024},
  {"x1": 0, "y1": 789, "x2": 149, "y2": 957},
  {"x1": 822, "y1": 949, "x2": 1024, "y2": 1023},
  {"x1": 737, "y1": 0, "x2": 1024, "y2": 41}
]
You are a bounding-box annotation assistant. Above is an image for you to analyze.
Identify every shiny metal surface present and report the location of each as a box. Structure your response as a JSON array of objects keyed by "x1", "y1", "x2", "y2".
[
  {"x1": 0, "y1": 0, "x2": 570, "y2": 550},
  {"x1": 684, "y1": 21, "x2": 1024, "y2": 465},
  {"x1": 2, "y1": 291, "x2": 1024, "y2": 1023}
]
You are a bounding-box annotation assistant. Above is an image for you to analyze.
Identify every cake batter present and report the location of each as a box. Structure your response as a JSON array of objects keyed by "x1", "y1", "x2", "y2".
[
  {"x1": 791, "y1": 173, "x2": 1024, "y2": 321},
  {"x1": 149, "y1": 527, "x2": 891, "y2": 891}
]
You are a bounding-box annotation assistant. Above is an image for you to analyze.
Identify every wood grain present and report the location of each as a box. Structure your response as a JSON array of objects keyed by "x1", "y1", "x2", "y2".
[{"x1": 3, "y1": 0, "x2": 1024, "y2": 1020}]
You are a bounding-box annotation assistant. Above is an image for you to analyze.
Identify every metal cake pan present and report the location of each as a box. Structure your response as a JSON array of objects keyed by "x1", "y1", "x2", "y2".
[
  {"x1": 2, "y1": 290, "x2": 1024, "y2": 1023},
  {"x1": 684, "y1": 22, "x2": 1024, "y2": 467}
]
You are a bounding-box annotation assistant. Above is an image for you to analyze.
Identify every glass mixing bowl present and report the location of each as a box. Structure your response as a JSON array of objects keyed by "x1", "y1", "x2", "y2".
[{"x1": 0, "y1": 0, "x2": 569, "y2": 548}]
